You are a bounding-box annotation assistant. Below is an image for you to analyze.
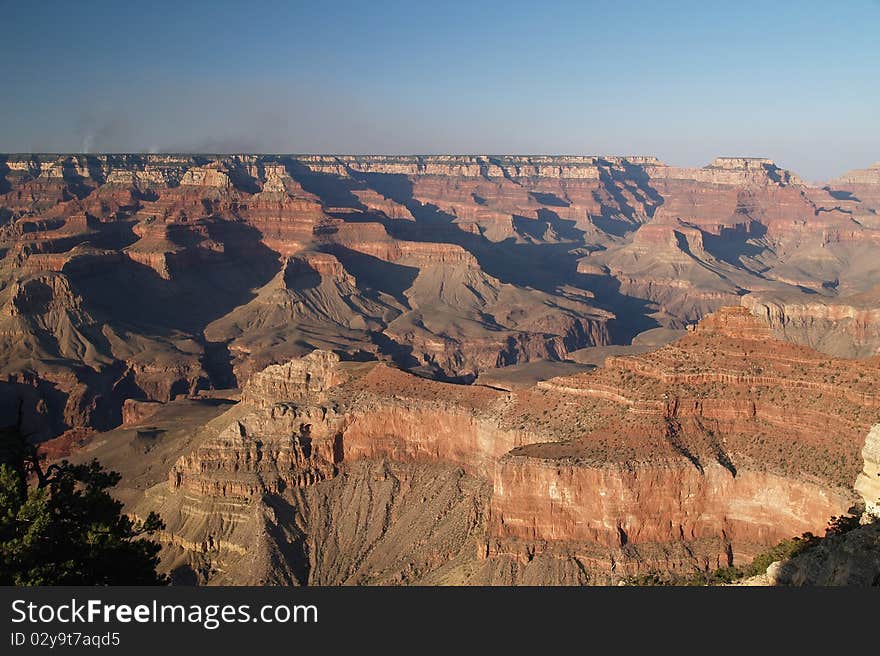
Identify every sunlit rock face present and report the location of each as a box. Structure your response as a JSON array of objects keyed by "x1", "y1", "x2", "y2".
[{"x1": 109, "y1": 311, "x2": 878, "y2": 584}]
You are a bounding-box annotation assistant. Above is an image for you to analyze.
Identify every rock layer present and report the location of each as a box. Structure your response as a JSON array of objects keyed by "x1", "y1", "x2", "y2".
[{"x1": 69, "y1": 307, "x2": 876, "y2": 584}]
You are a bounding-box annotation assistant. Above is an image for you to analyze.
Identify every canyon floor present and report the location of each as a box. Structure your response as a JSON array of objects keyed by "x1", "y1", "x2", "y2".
[{"x1": 3, "y1": 154, "x2": 880, "y2": 584}]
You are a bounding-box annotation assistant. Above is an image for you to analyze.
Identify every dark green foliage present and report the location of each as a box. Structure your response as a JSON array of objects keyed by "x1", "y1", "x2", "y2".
[
  {"x1": 0, "y1": 422, "x2": 167, "y2": 586},
  {"x1": 825, "y1": 513, "x2": 862, "y2": 537},
  {"x1": 624, "y1": 565, "x2": 745, "y2": 587}
]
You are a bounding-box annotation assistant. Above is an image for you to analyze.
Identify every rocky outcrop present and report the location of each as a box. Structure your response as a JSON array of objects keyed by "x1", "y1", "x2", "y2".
[
  {"x1": 169, "y1": 403, "x2": 343, "y2": 498},
  {"x1": 764, "y1": 520, "x2": 880, "y2": 586},
  {"x1": 689, "y1": 305, "x2": 772, "y2": 339},
  {"x1": 121, "y1": 399, "x2": 163, "y2": 426},
  {"x1": 647, "y1": 157, "x2": 804, "y2": 187},
  {"x1": 855, "y1": 425, "x2": 880, "y2": 520},
  {"x1": 0, "y1": 267, "x2": 208, "y2": 438},
  {"x1": 240, "y1": 350, "x2": 348, "y2": 407}
]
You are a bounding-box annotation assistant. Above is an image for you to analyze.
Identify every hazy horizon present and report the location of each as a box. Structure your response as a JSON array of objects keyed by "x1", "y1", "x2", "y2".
[
  {"x1": 3, "y1": 151, "x2": 874, "y2": 184},
  {"x1": 2, "y1": 0, "x2": 878, "y2": 182}
]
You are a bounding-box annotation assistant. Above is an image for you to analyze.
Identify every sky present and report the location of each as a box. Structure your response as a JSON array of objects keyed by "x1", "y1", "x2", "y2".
[{"x1": 0, "y1": 0, "x2": 878, "y2": 181}]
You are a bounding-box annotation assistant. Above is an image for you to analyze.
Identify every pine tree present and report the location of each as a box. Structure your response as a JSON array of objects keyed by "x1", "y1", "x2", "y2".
[{"x1": 0, "y1": 416, "x2": 167, "y2": 586}]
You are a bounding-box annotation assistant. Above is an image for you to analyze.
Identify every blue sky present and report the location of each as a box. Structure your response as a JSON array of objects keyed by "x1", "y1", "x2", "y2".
[{"x1": 1, "y1": 0, "x2": 878, "y2": 180}]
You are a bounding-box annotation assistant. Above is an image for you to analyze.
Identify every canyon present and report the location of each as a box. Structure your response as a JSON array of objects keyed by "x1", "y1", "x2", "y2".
[
  {"x1": 3, "y1": 153, "x2": 880, "y2": 442},
  {"x1": 74, "y1": 308, "x2": 880, "y2": 584},
  {"x1": 3, "y1": 153, "x2": 880, "y2": 585}
]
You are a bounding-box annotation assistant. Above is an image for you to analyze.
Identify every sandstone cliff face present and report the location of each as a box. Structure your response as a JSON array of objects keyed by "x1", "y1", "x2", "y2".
[
  {"x1": 490, "y1": 457, "x2": 847, "y2": 570},
  {"x1": 117, "y1": 308, "x2": 877, "y2": 585},
  {"x1": 646, "y1": 156, "x2": 804, "y2": 187}
]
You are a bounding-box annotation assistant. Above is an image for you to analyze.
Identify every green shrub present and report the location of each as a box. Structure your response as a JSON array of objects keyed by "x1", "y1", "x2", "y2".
[{"x1": 0, "y1": 423, "x2": 167, "y2": 586}]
